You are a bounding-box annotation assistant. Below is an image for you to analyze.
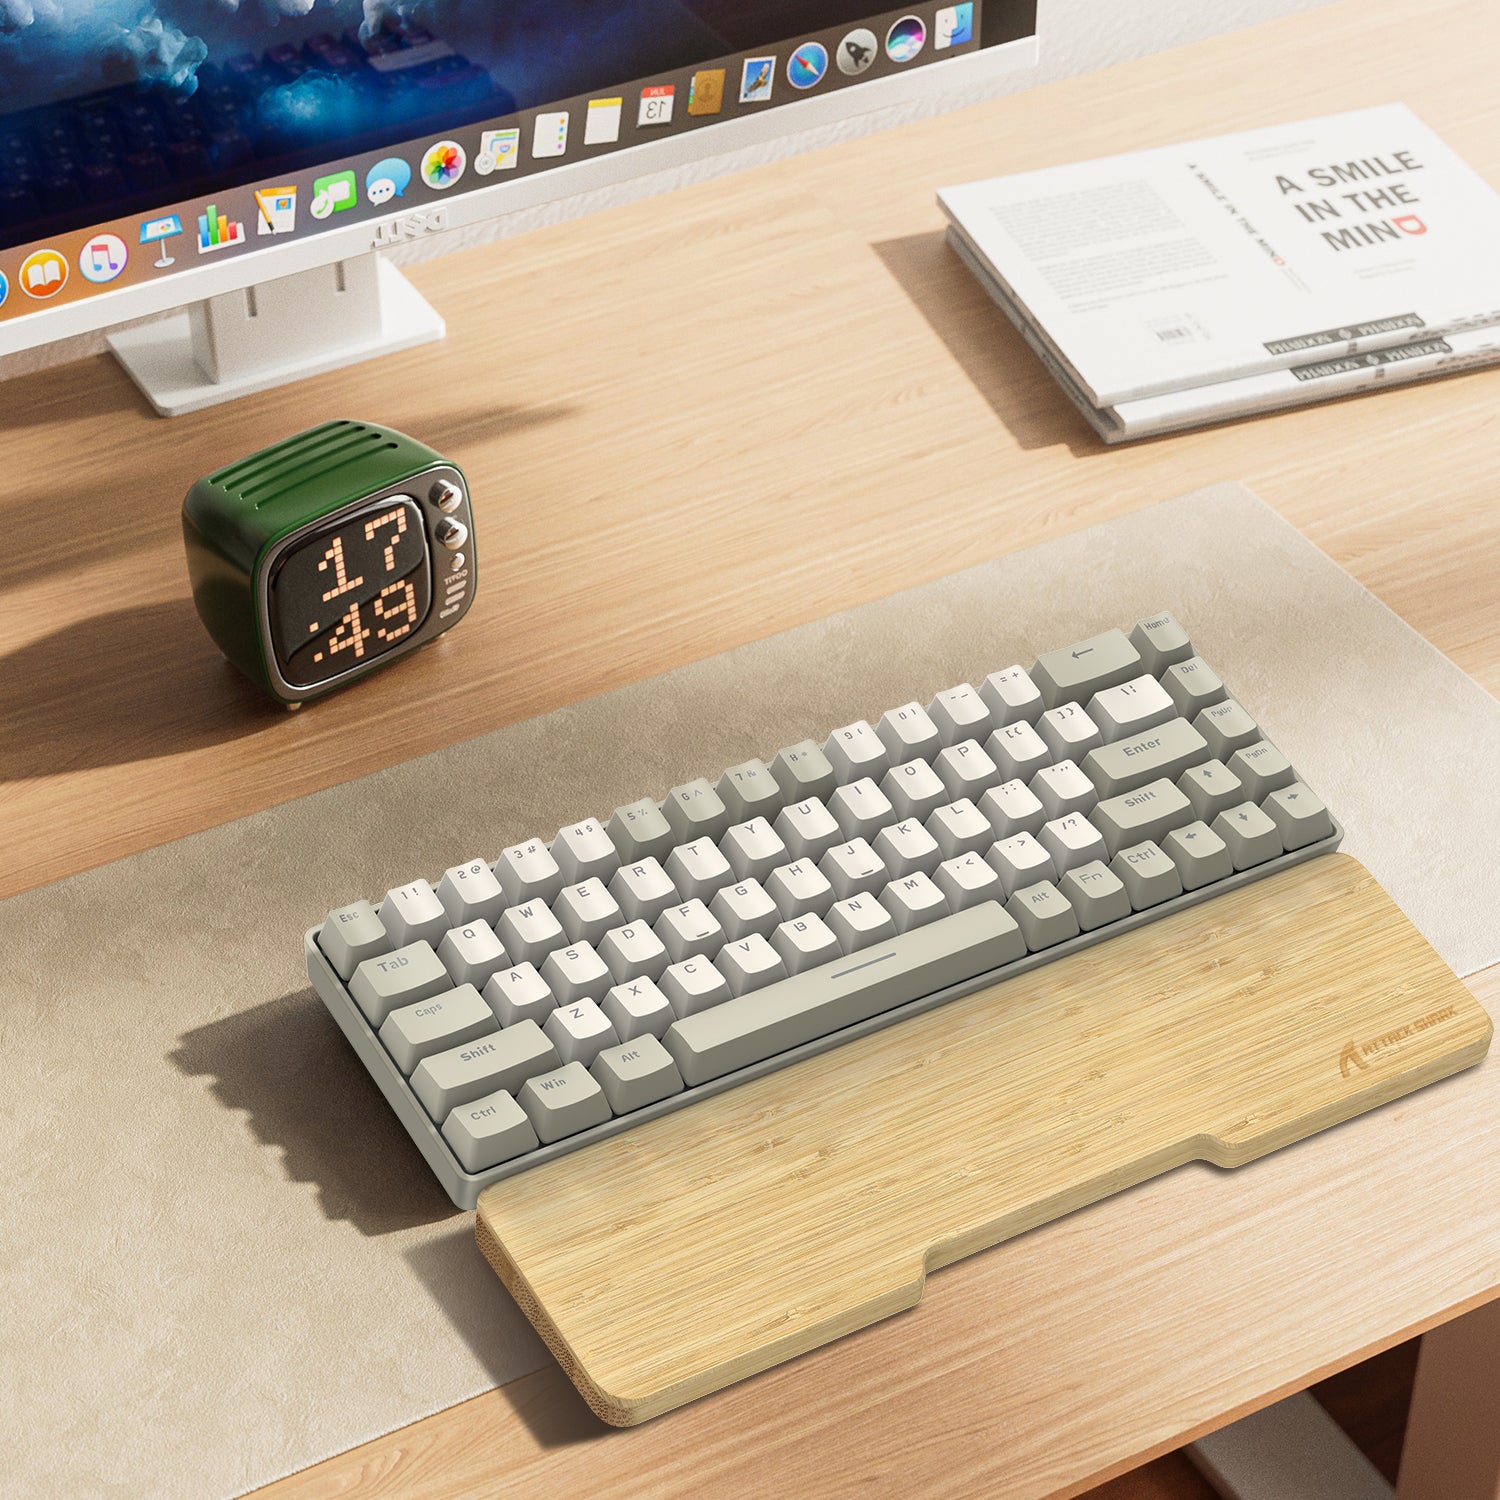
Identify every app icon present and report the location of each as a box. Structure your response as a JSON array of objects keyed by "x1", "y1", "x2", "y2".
[
  {"x1": 419, "y1": 141, "x2": 466, "y2": 191},
  {"x1": 139, "y1": 213, "x2": 183, "y2": 267},
  {"x1": 365, "y1": 158, "x2": 411, "y2": 206},
  {"x1": 886, "y1": 16, "x2": 927, "y2": 62},
  {"x1": 935, "y1": 3, "x2": 974, "y2": 48},
  {"x1": 0, "y1": 269, "x2": 8, "y2": 309},
  {"x1": 688, "y1": 68, "x2": 726, "y2": 117},
  {"x1": 787, "y1": 41, "x2": 829, "y2": 90},
  {"x1": 197, "y1": 204, "x2": 246, "y2": 253},
  {"x1": 639, "y1": 84, "x2": 675, "y2": 127},
  {"x1": 20, "y1": 248, "x2": 68, "y2": 297},
  {"x1": 311, "y1": 170, "x2": 358, "y2": 218},
  {"x1": 475, "y1": 128, "x2": 521, "y2": 175},
  {"x1": 254, "y1": 185, "x2": 297, "y2": 235},
  {"x1": 585, "y1": 97, "x2": 623, "y2": 145},
  {"x1": 740, "y1": 56, "x2": 775, "y2": 104},
  {"x1": 836, "y1": 28, "x2": 879, "y2": 75},
  {"x1": 78, "y1": 232, "x2": 128, "y2": 283},
  {"x1": 532, "y1": 111, "x2": 569, "y2": 158}
]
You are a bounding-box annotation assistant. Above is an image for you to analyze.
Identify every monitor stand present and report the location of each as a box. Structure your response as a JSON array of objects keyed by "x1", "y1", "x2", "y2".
[{"x1": 106, "y1": 253, "x2": 444, "y2": 417}]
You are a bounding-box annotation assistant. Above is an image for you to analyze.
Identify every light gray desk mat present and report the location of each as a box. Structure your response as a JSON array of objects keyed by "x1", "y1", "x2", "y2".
[{"x1": 2, "y1": 483, "x2": 1497, "y2": 1499}]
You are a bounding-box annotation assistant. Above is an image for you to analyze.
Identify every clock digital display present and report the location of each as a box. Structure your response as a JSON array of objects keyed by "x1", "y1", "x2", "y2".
[{"x1": 268, "y1": 498, "x2": 433, "y2": 688}]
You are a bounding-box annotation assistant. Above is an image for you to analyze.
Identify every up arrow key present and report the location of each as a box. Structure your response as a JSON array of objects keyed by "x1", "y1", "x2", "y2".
[{"x1": 1032, "y1": 628, "x2": 1142, "y2": 709}]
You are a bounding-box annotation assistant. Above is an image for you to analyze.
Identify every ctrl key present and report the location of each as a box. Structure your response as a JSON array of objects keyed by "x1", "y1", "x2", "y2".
[
  {"x1": 442, "y1": 1091, "x2": 539, "y2": 1173},
  {"x1": 518, "y1": 1062, "x2": 613, "y2": 1144}
]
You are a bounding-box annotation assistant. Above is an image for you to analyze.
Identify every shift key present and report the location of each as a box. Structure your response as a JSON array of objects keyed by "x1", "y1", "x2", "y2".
[
  {"x1": 1093, "y1": 778, "x2": 1195, "y2": 857},
  {"x1": 1082, "y1": 717, "x2": 1208, "y2": 797}
]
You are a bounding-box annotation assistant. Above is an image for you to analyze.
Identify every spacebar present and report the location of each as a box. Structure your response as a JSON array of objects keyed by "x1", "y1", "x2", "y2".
[{"x1": 661, "y1": 903, "x2": 1025, "y2": 1087}]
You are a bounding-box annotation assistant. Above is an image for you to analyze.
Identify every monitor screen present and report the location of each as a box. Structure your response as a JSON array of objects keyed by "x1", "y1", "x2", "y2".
[{"x1": 0, "y1": 1, "x2": 1034, "y2": 327}]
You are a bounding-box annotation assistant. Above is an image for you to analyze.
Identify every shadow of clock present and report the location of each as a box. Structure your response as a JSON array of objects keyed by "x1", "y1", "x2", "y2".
[{"x1": 0, "y1": 597, "x2": 277, "y2": 781}]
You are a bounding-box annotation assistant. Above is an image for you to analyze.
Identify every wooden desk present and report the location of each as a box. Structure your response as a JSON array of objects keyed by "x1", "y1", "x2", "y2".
[{"x1": 5, "y1": 0, "x2": 1497, "y2": 1494}]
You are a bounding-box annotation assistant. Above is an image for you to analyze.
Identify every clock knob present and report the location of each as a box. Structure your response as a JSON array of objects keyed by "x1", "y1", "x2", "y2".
[
  {"x1": 430, "y1": 479, "x2": 464, "y2": 514},
  {"x1": 434, "y1": 517, "x2": 468, "y2": 551}
]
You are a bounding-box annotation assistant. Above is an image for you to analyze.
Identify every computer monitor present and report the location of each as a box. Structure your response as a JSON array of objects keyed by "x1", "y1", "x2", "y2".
[{"x1": 0, "y1": 2, "x2": 1037, "y2": 414}]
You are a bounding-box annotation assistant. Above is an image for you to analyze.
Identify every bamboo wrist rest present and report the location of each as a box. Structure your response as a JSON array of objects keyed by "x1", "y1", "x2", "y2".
[{"x1": 475, "y1": 854, "x2": 1490, "y2": 1426}]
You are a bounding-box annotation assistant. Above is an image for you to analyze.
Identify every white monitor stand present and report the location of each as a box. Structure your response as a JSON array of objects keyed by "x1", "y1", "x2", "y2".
[{"x1": 106, "y1": 253, "x2": 444, "y2": 417}]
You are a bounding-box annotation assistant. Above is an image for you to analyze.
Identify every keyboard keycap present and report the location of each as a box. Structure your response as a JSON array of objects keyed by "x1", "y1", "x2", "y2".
[
  {"x1": 591, "y1": 1035, "x2": 685, "y2": 1114},
  {"x1": 606, "y1": 798, "x2": 675, "y2": 862},
  {"x1": 1087, "y1": 674, "x2": 1176, "y2": 743},
  {"x1": 711, "y1": 879, "x2": 780, "y2": 941},
  {"x1": 1032, "y1": 629, "x2": 1142, "y2": 709},
  {"x1": 1081, "y1": 717, "x2": 1208, "y2": 798},
  {"x1": 441, "y1": 1090, "x2": 538, "y2": 1173},
  {"x1": 1110, "y1": 841, "x2": 1184, "y2": 910},
  {"x1": 717, "y1": 759, "x2": 783, "y2": 823},
  {"x1": 1040, "y1": 812, "x2": 1106, "y2": 875},
  {"x1": 608, "y1": 858, "x2": 679, "y2": 924},
  {"x1": 879, "y1": 871, "x2": 950, "y2": 933},
  {"x1": 820, "y1": 838, "x2": 888, "y2": 899},
  {"x1": 662, "y1": 779, "x2": 731, "y2": 843},
  {"x1": 551, "y1": 818, "x2": 619, "y2": 885},
  {"x1": 774, "y1": 797, "x2": 842, "y2": 863},
  {"x1": 935, "y1": 851, "x2": 1005, "y2": 910},
  {"x1": 660, "y1": 955, "x2": 731, "y2": 1016},
  {"x1": 828, "y1": 778, "x2": 894, "y2": 841},
  {"x1": 663, "y1": 904, "x2": 1025, "y2": 1085},
  {"x1": 482, "y1": 963, "x2": 554, "y2": 1026},
  {"x1": 978, "y1": 778, "x2": 1045, "y2": 838},
  {"x1": 718, "y1": 934, "x2": 789, "y2": 994},
  {"x1": 986, "y1": 831, "x2": 1056, "y2": 897},
  {"x1": 436, "y1": 861, "x2": 506, "y2": 925},
  {"x1": 881, "y1": 759, "x2": 947, "y2": 822},
  {"x1": 379, "y1": 983, "x2": 496, "y2": 1075},
  {"x1": 413, "y1": 1020, "x2": 559, "y2": 1120},
  {"x1": 823, "y1": 721, "x2": 892, "y2": 784},
  {"x1": 381, "y1": 879, "x2": 448, "y2": 948},
  {"x1": 1058, "y1": 861, "x2": 1130, "y2": 930},
  {"x1": 1005, "y1": 880, "x2": 1080, "y2": 950},
  {"x1": 987, "y1": 720, "x2": 1050, "y2": 781},
  {"x1": 518, "y1": 1063, "x2": 612, "y2": 1143},
  {"x1": 1093, "y1": 778, "x2": 1195, "y2": 858},
  {"x1": 1030, "y1": 759, "x2": 1097, "y2": 820},
  {"x1": 1128, "y1": 611, "x2": 1194, "y2": 674},
  {"x1": 1161, "y1": 821, "x2": 1233, "y2": 890},
  {"x1": 928, "y1": 798, "x2": 993, "y2": 859},
  {"x1": 1194, "y1": 699, "x2": 1260, "y2": 760},
  {"x1": 770, "y1": 740, "x2": 838, "y2": 801},
  {"x1": 664, "y1": 836, "x2": 734, "y2": 903},
  {"x1": 878, "y1": 702, "x2": 942, "y2": 763},
  {"x1": 933, "y1": 739, "x2": 1000, "y2": 800},
  {"x1": 979, "y1": 665, "x2": 1042, "y2": 726},
  {"x1": 1178, "y1": 759, "x2": 1244, "y2": 822},
  {"x1": 1263, "y1": 782, "x2": 1333, "y2": 850},
  {"x1": 602, "y1": 976, "x2": 675, "y2": 1041},
  {"x1": 554, "y1": 878, "x2": 623, "y2": 946},
  {"x1": 1038, "y1": 702, "x2": 1102, "y2": 761},
  {"x1": 350, "y1": 941, "x2": 450, "y2": 1026},
  {"x1": 873, "y1": 818, "x2": 942, "y2": 879},
  {"x1": 319, "y1": 901, "x2": 389, "y2": 980},
  {"x1": 437, "y1": 921, "x2": 508, "y2": 989},
  {"x1": 772, "y1": 912, "x2": 842, "y2": 973},
  {"x1": 828, "y1": 893, "x2": 898, "y2": 953},
  {"x1": 721, "y1": 817, "x2": 788, "y2": 882},
  {"x1": 1162, "y1": 656, "x2": 1227, "y2": 716},
  {"x1": 544, "y1": 998, "x2": 620, "y2": 1067},
  {"x1": 597, "y1": 921, "x2": 669, "y2": 983},
  {"x1": 655, "y1": 899, "x2": 725, "y2": 963},
  {"x1": 1228, "y1": 741, "x2": 1297, "y2": 801},
  {"x1": 539, "y1": 941, "x2": 612, "y2": 1004},
  {"x1": 496, "y1": 899, "x2": 565, "y2": 967},
  {"x1": 928, "y1": 683, "x2": 992, "y2": 746},
  {"x1": 1213, "y1": 803, "x2": 1285, "y2": 869},
  {"x1": 493, "y1": 840, "x2": 563, "y2": 906}
]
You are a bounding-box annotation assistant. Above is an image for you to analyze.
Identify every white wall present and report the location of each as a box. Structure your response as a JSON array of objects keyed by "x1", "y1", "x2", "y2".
[{"x1": 4, "y1": 0, "x2": 1341, "y2": 379}]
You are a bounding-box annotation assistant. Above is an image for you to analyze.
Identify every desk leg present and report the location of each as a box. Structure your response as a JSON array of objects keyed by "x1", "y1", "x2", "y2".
[{"x1": 1397, "y1": 1298, "x2": 1500, "y2": 1500}]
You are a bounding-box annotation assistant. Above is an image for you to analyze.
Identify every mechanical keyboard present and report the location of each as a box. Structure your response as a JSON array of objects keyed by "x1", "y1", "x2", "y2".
[{"x1": 306, "y1": 612, "x2": 1341, "y2": 1209}]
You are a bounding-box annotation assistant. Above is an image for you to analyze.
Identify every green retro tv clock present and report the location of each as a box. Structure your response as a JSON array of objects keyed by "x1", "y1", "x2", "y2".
[{"x1": 182, "y1": 420, "x2": 476, "y2": 705}]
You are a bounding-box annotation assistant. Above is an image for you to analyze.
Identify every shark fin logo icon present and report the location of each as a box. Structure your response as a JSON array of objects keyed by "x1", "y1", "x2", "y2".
[{"x1": 1339, "y1": 1041, "x2": 1370, "y2": 1078}]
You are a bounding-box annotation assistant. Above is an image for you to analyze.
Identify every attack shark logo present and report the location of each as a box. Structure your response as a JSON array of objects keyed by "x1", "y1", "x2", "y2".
[{"x1": 1338, "y1": 1004, "x2": 1458, "y2": 1078}]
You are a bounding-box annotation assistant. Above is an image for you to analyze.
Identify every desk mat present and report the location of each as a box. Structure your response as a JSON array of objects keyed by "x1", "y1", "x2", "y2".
[{"x1": 2, "y1": 483, "x2": 1497, "y2": 1499}]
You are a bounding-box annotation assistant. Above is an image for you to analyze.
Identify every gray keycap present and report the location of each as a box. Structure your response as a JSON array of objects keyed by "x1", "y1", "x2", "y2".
[
  {"x1": 662, "y1": 903, "x2": 1024, "y2": 1086},
  {"x1": 1031, "y1": 629, "x2": 1143, "y2": 710},
  {"x1": 1081, "y1": 717, "x2": 1208, "y2": 798},
  {"x1": 1213, "y1": 803, "x2": 1285, "y2": 870},
  {"x1": 1178, "y1": 759, "x2": 1244, "y2": 822},
  {"x1": 606, "y1": 798, "x2": 675, "y2": 862},
  {"x1": 1263, "y1": 782, "x2": 1334, "y2": 850},
  {"x1": 718, "y1": 759, "x2": 783, "y2": 822},
  {"x1": 1162, "y1": 656, "x2": 1227, "y2": 716},
  {"x1": 411, "y1": 1021, "x2": 560, "y2": 1121},
  {"x1": 517, "y1": 1062, "x2": 613, "y2": 1143},
  {"x1": 1128, "y1": 612, "x2": 1194, "y2": 674},
  {"x1": 771, "y1": 740, "x2": 838, "y2": 801},
  {"x1": 349, "y1": 941, "x2": 451, "y2": 1026},
  {"x1": 1005, "y1": 880, "x2": 1080, "y2": 950},
  {"x1": 1058, "y1": 860, "x2": 1131, "y2": 931},
  {"x1": 590, "y1": 1035, "x2": 685, "y2": 1114},
  {"x1": 1161, "y1": 821, "x2": 1234, "y2": 890},
  {"x1": 1228, "y1": 741, "x2": 1296, "y2": 801},
  {"x1": 441, "y1": 1090, "x2": 538, "y2": 1173},
  {"x1": 1194, "y1": 699, "x2": 1260, "y2": 760},
  {"x1": 319, "y1": 901, "x2": 390, "y2": 980},
  {"x1": 1110, "y1": 841, "x2": 1183, "y2": 910},
  {"x1": 662, "y1": 778, "x2": 731, "y2": 843},
  {"x1": 1091, "y1": 778, "x2": 1195, "y2": 857},
  {"x1": 378, "y1": 983, "x2": 496, "y2": 1075}
]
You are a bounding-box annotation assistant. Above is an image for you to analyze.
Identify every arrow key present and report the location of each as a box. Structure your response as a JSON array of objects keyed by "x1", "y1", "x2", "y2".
[
  {"x1": 1263, "y1": 782, "x2": 1334, "y2": 850},
  {"x1": 1178, "y1": 758, "x2": 1244, "y2": 822},
  {"x1": 1211, "y1": 802, "x2": 1284, "y2": 870},
  {"x1": 1162, "y1": 820, "x2": 1233, "y2": 889}
]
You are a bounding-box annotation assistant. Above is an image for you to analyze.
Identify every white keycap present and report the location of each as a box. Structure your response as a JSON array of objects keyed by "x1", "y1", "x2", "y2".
[
  {"x1": 1039, "y1": 813, "x2": 1107, "y2": 875},
  {"x1": 771, "y1": 740, "x2": 838, "y2": 801},
  {"x1": 986, "y1": 832, "x2": 1057, "y2": 898},
  {"x1": 933, "y1": 739, "x2": 1000, "y2": 800},
  {"x1": 986, "y1": 720, "x2": 1051, "y2": 781},
  {"x1": 597, "y1": 921, "x2": 669, "y2": 983},
  {"x1": 553, "y1": 878, "x2": 622, "y2": 946},
  {"x1": 539, "y1": 941, "x2": 612, "y2": 1004},
  {"x1": 979, "y1": 665, "x2": 1043, "y2": 726},
  {"x1": 436, "y1": 860, "x2": 507, "y2": 925},
  {"x1": 877, "y1": 701, "x2": 943, "y2": 763},
  {"x1": 828, "y1": 893, "x2": 898, "y2": 953},
  {"x1": 928, "y1": 683, "x2": 993, "y2": 746},
  {"x1": 496, "y1": 899, "x2": 565, "y2": 967},
  {"x1": 1038, "y1": 703, "x2": 1103, "y2": 761},
  {"x1": 551, "y1": 818, "x2": 619, "y2": 885},
  {"x1": 879, "y1": 872, "x2": 950, "y2": 933},
  {"x1": 1030, "y1": 760, "x2": 1098, "y2": 820},
  {"x1": 721, "y1": 817, "x2": 788, "y2": 882},
  {"x1": 482, "y1": 963, "x2": 554, "y2": 1027},
  {"x1": 880, "y1": 759, "x2": 947, "y2": 822},
  {"x1": 823, "y1": 720, "x2": 892, "y2": 784},
  {"x1": 319, "y1": 901, "x2": 390, "y2": 981},
  {"x1": 605, "y1": 798, "x2": 675, "y2": 862},
  {"x1": 764, "y1": 859, "x2": 836, "y2": 920},
  {"x1": 654, "y1": 899, "x2": 725, "y2": 963},
  {"x1": 662, "y1": 778, "x2": 731, "y2": 843},
  {"x1": 717, "y1": 759, "x2": 783, "y2": 823},
  {"x1": 381, "y1": 879, "x2": 449, "y2": 948},
  {"x1": 437, "y1": 921, "x2": 509, "y2": 989},
  {"x1": 710, "y1": 879, "x2": 780, "y2": 941},
  {"x1": 819, "y1": 838, "x2": 888, "y2": 899},
  {"x1": 977, "y1": 778, "x2": 1046, "y2": 838},
  {"x1": 608, "y1": 858, "x2": 679, "y2": 924},
  {"x1": 602, "y1": 976, "x2": 675, "y2": 1042},
  {"x1": 774, "y1": 797, "x2": 842, "y2": 863},
  {"x1": 660, "y1": 955, "x2": 731, "y2": 1016},
  {"x1": 544, "y1": 998, "x2": 619, "y2": 1067},
  {"x1": 494, "y1": 839, "x2": 563, "y2": 906},
  {"x1": 1007, "y1": 880, "x2": 1080, "y2": 950},
  {"x1": 927, "y1": 798, "x2": 994, "y2": 860},
  {"x1": 771, "y1": 913, "x2": 842, "y2": 973},
  {"x1": 1088, "y1": 674, "x2": 1176, "y2": 743},
  {"x1": 873, "y1": 818, "x2": 942, "y2": 878},
  {"x1": 935, "y1": 851, "x2": 1005, "y2": 911},
  {"x1": 828, "y1": 777, "x2": 894, "y2": 840},
  {"x1": 664, "y1": 836, "x2": 734, "y2": 902},
  {"x1": 717, "y1": 934, "x2": 789, "y2": 996}
]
